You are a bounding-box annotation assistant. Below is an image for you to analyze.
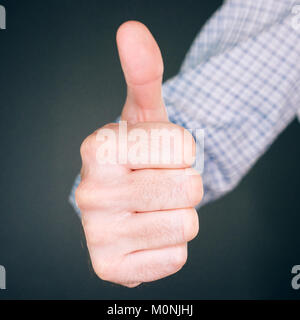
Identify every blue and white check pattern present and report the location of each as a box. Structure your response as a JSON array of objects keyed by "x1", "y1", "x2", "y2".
[{"x1": 70, "y1": 0, "x2": 300, "y2": 214}]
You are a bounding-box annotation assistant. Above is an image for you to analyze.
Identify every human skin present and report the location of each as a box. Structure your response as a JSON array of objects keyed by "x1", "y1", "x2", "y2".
[{"x1": 75, "y1": 21, "x2": 203, "y2": 287}]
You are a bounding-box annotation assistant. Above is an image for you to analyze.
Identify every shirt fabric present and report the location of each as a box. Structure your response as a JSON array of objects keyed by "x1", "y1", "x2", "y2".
[{"x1": 69, "y1": 0, "x2": 300, "y2": 216}]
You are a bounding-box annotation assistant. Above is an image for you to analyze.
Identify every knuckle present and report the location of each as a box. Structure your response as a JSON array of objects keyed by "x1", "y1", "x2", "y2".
[
  {"x1": 75, "y1": 181, "x2": 97, "y2": 211},
  {"x1": 75, "y1": 182, "x2": 87, "y2": 211},
  {"x1": 80, "y1": 134, "x2": 96, "y2": 162},
  {"x1": 183, "y1": 129, "x2": 196, "y2": 166},
  {"x1": 84, "y1": 223, "x2": 106, "y2": 246},
  {"x1": 186, "y1": 171, "x2": 203, "y2": 206},
  {"x1": 183, "y1": 209, "x2": 199, "y2": 241},
  {"x1": 183, "y1": 128, "x2": 195, "y2": 145},
  {"x1": 83, "y1": 212, "x2": 124, "y2": 247},
  {"x1": 171, "y1": 246, "x2": 188, "y2": 271},
  {"x1": 85, "y1": 228, "x2": 98, "y2": 245},
  {"x1": 93, "y1": 258, "x2": 114, "y2": 282},
  {"x1": 91, "y1": 253, "x2": 123, "y2": 283},
  {"x1": 75, "y1": 181, "x2": 111, "y2": 211}
]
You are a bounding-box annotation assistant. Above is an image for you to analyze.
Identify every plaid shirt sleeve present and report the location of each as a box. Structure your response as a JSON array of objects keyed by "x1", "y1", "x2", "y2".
[{"x1": 69, "y1": 0, "x2": 300, "y2": 215}]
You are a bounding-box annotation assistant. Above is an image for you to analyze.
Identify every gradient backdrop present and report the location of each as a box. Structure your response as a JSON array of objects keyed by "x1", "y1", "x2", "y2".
[{"x1": 0, "y1": 0, "x2": 300, "y2": 299}]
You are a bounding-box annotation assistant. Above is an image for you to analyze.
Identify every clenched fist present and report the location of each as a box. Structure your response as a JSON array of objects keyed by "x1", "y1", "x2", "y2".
[{"x1": 75, "y1": 21, "x2": 203, "y2": 287}]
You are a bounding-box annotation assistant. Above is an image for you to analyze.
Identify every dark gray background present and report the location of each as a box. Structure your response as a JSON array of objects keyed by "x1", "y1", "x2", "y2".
[{"x1": 0, "y1": 0, "x2": 300, "y2": 300}]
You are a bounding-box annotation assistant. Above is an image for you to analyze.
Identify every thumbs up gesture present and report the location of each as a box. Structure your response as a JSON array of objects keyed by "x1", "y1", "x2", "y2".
[{"x1": 76, "y1": 21, "x2": 203, "y2": 287}]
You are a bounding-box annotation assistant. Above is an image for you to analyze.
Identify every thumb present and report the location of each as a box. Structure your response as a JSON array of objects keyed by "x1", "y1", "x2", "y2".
[{"x1": 116, "y1": 21, "x2": 168, "y2": 124}]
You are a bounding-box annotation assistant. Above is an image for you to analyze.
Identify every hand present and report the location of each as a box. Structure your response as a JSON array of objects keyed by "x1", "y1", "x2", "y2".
[{"x1": 75, "y1": 21, "x2": 203, "y2": 287}]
